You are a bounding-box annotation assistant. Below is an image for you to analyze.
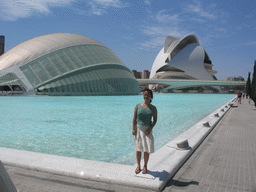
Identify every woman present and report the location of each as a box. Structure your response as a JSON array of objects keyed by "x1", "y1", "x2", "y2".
[
  {"x1": 132, "y1": 89, "x2": 157, "y2": 174},
  {"x1": 237, "y1": 91, "x2": 242, "y2": 104}
]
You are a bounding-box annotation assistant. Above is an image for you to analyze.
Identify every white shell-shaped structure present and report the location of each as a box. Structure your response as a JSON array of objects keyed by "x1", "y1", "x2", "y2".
[
  {"x1": 150, "y1": 35, "x2": 217, "y2": 82},
  {"x1": 0, "y1": 33, "x2": 140, "y2": 96}
]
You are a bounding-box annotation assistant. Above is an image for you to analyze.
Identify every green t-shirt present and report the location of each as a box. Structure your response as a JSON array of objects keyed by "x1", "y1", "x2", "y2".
[{"x1": 136, "y1": 104, "x2": 156, "y2": 126}]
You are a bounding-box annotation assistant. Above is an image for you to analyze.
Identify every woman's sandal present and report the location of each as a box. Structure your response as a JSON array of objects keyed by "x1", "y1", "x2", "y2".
[
  {"x1": 135, "y1": 166, "x2": 141, "y2": 174},
  {"x1": 142, "y1": 166, "x2": 147, "y2": 174}
]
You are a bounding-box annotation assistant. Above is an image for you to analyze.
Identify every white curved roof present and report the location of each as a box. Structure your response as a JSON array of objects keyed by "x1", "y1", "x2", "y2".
[
  {"x1": 150, "y1": 47, "x2": 168, "y2": 78},
  {"x1": 150, "y1": 34, "x2": 215, "y2": 81},
  {"x1": 164, "y1": 36, "x2": 178, "y2": 53},
  {"x1": 165, "y1": 34, "x2": 199, "y2": 54},
  {"x1": 168, "y1": 43, "x2": 214, "y2": 80},
  {"x1": 0, "y1": 33, "x2": 105, "y2": 70}
]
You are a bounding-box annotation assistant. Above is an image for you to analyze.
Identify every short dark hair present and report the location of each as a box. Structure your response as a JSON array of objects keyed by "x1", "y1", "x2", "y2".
[{"x1": 143, "y1": 88, "x2": 153, "y2": 101}]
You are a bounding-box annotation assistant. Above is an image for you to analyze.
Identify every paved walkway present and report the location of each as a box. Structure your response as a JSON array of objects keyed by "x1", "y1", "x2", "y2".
[
  {"x1": 4, "y1": 99, "x2": 256, "y2": 192},
  {"x1": 163, "y1": 99, "x2": 256, "y2": 192}
]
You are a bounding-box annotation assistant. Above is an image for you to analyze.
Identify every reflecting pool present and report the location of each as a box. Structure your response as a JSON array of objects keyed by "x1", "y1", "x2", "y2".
[{"x1": 0, "y1": 94, "x2": 235, "y2": 165}]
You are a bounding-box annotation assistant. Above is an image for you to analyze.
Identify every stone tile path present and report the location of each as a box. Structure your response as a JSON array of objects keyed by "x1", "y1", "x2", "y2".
[{"x1": 163, "y1": 100, "x2": 256, "y2": 192}]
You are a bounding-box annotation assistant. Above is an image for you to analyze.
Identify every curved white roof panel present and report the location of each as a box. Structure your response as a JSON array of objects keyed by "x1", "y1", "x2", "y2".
[
  {"x1": 164, "y1": 36, "x2": 178, "y2": 53},
  {"x1": 165, "y1": 34, "x2": 199, "y2": 54},
  {"x1": 150, "y1": 47, "x2": 168, "y2": 78},
  {"x1": 168, "y1": 43, "x2": 213, "y2": 80},
  {"x1": 0, "y1": 33, "x2": 105, "y2": 70}
]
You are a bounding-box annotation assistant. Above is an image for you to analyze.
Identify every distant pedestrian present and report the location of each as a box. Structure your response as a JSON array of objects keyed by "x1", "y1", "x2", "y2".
[
  {"x1": 237, "y1": 91, "x2": 242, "y2": 104},
  {"x1": 132, "y1": 89, "x2": 157, "y2": 174},
  {"x1": 242, "y1": 92, "x2": 245, "y2": 99},
  {"x1": 248, "y1": 95, "x2": 251, "y2": 104}
]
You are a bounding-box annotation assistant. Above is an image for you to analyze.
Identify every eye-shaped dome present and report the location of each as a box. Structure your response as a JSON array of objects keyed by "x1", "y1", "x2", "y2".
[
  {"x1": 0, "y1": 33, "x2": 140, "y2": 96},
  {"x1": 0, "y1": 33, "x2": 107, "y2": 70}
]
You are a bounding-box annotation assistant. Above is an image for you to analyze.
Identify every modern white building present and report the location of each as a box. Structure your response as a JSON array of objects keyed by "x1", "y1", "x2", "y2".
[
  {"x1": 149, "y1": 35, "x2": 218, "y2": 91},
  {"x1": 0, "y1": 33, "x2": 140, "y2": 96}
]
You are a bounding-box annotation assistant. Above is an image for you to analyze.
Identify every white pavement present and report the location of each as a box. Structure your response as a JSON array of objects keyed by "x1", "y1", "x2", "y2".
[{"x1": 163, "y1": 99, "x2": 256, "y2": 191}]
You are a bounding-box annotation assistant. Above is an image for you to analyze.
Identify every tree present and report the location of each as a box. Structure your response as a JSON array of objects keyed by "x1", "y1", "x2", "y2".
[
  {"x1": 246, "y1": 72, "x2": 251, "y2": 97},
  {"x1": 251, "y1": 60, "x2": 256, "y2": 107}
]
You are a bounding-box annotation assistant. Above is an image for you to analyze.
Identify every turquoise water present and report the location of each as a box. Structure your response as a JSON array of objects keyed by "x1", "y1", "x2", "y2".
[{"x1": 0, "y1": 94, "x2": 235, "y2": 165}]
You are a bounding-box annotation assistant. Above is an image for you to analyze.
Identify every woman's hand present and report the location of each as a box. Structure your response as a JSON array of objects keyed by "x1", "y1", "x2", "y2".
[
  {"x1": 132, "y1": 129, "x2": 136, "y2": 135},
  {"x1": 145, "y1": 129, "x2": 151, "y2": 135}
]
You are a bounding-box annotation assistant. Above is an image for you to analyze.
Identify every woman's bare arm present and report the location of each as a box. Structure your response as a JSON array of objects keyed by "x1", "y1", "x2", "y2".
[
  {"x1": 132, "y1": 107, "x2": 138, "y2": 135},
  {"x1": 145, "y1": 107, "x2": 157, "y2": 135}
]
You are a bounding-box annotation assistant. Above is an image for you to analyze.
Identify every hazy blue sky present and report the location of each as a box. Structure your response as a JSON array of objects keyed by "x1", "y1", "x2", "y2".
[{"x1": 0, "y1": 0, "x2": 255, "y2": 80}]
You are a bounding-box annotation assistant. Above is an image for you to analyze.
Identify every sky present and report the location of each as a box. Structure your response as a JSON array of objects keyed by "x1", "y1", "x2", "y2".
[{"x1": 0, "y1": 0, "x2": 255, "y2": 80}]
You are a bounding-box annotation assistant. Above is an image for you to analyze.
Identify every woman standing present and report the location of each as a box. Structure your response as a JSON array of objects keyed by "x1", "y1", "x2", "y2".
[{"x1": 132, "y1": 89, "x2": 157, "y2": 174}]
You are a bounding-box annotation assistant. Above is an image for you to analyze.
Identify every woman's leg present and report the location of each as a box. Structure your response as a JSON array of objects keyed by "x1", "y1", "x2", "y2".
[
  {"x1": 143, "y1": 152, "x2": 149, "y2": 174},
  {"x1": 135, "y1": 151, "x2": 141, "y2": 173}
]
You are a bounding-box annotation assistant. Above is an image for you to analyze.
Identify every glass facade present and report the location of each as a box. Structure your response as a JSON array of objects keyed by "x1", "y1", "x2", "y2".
[
  {"x1": 20, "y1": 44, "x2": 139, "y2": 96},
  {"x1": 0, "y1": 73, "x2": 26, "y2": 93},
  {"x1": 0, "y1": 73, "x2": 18, "y2": 84},
  {"x1": 0, "y1": 73, "x2": 25, "y2": 89}
]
